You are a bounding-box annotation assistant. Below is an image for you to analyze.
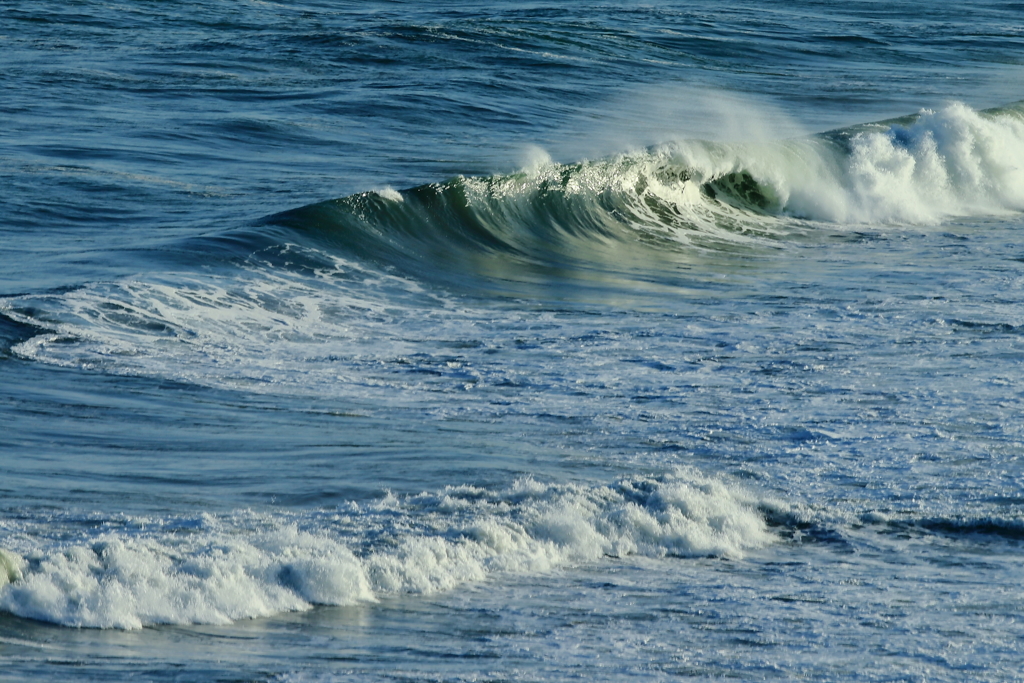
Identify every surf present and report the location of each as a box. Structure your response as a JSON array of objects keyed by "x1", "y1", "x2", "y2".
[
  {"x1": 0, "y1": 471, "x2": 775, "y2": 629},
  {"x1": 3, "y1": 101, "x2": 1023, "y2": 401},
  {"x1": 266, "y1": 100, "x2": 1024, "y2": 276}
]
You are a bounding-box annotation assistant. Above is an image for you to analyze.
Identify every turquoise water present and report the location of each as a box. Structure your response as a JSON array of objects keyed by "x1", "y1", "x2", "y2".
[{"x1": 2, "y1": 2, "x2": 1024, "y2": 680}]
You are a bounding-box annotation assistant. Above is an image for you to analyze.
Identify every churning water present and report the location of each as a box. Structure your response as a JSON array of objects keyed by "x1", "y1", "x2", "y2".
[{"x1": 2, "y1": 2, "x2": 1024, "y2": 681}]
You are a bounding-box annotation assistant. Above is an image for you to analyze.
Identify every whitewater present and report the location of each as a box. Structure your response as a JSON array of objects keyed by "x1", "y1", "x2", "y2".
[{"x1": 2, "y1": 2, "x2": 1024, "y2": 681}]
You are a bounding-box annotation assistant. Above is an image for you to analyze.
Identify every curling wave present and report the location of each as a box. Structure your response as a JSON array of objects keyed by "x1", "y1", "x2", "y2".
[{"x1": 269, "y1": 100, "x2": 1024, "y2": 274}]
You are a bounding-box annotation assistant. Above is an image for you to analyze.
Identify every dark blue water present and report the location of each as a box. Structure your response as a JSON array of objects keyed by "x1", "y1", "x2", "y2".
[{"x1": 2, "y1": 2, "x2": 1024, "y2": 681}]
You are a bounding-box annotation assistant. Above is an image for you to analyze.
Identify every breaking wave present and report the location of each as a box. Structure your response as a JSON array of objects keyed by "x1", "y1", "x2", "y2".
[
  {"x1": 269, "y1": 100, "x2": 1024, "y2": 273},
  {"x1": 0, "y1": 471, "x2": 774, "y2": 629},
  {"x1": 4, "y1": 102, "x2": 1023, "y2": 394}
]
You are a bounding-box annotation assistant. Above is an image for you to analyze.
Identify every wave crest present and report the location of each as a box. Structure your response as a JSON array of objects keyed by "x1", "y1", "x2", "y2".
[{"x1": 262, "y1": 102, "x2": 1024, "y2": 285}]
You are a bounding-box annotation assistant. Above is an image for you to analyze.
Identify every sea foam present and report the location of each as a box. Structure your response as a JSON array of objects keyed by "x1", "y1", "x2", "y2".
[
  {"x1": 0, "y1": 471, "x2": 774, "y2": 629},
  {"x1": 818, "y1": 102, "x2": 1024, "y2": 222}
]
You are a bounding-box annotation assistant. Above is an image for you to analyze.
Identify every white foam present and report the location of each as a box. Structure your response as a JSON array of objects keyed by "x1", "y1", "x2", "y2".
[
  {"x1": 0, "y1": 528, "x2": 371, "y2": 629},
  {"x1": 699, "y1": 101, "x2": 1024, "y2": 224},
  {"x1": 0, "y1": 246, "x2": 456, "y2": 400},
  {"x1": 844, "y1": 102, "x2": 1024, "y2": 222},
  {"x1": 0, "y1": 471, "x2": 774, "y2": 629}
]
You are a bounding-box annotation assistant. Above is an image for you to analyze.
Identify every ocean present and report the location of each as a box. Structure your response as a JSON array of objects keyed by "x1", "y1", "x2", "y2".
[{"x1": 2, "y1": 1, "x2": 1024, "y2": 680}]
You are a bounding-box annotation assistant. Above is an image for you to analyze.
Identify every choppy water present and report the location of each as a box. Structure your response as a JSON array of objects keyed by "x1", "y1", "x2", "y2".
[{"x1": 2, "y1": 2, "x2": 1024, "y2": 681}]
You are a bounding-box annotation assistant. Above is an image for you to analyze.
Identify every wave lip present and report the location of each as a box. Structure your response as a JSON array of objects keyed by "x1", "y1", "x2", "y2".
[{"x1": 0, "y1": 471, "x2": 774, "y2": 629}]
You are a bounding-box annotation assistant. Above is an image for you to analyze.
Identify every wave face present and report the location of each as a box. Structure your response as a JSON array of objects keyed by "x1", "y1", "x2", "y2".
[{"x1": 0, "y1": 472, "x2": 772, "y2": 629}]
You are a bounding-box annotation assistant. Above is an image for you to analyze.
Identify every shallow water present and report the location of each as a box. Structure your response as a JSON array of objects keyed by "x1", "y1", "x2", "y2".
[{"x1": 2, "y1": 1, "x2": 1024, "y2": 681}]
